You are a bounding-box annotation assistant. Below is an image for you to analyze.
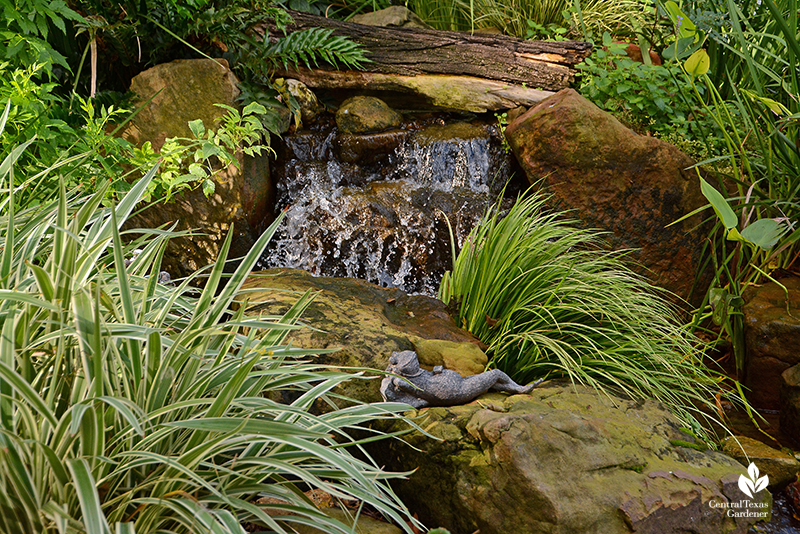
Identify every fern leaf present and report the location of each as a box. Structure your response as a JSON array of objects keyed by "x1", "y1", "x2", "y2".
[{"x1": 263, "y1": 27, "x2": 370, "y2": 71}]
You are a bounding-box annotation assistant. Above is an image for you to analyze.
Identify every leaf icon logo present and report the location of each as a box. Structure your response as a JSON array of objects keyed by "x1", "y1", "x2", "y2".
[{"x1": 738, "y1": 462, "x2": 769, "y2": 498}]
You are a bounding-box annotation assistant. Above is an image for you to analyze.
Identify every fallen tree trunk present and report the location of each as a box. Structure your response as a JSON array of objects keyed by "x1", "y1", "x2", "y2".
[{"x1": 262, "y1": 10, "x2": 592, "y2": 91}]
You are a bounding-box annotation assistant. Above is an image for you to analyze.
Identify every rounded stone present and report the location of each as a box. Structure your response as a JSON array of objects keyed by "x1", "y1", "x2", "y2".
[
  {"x1": 285, "y1": 78, "x2": 322, "y2": 124},
  {"x1": 335, "y1": 96, "x2": 403, "y2": 134},
  {"x1": 505, "y1": 88, "x2": 711, "y2": 305}
]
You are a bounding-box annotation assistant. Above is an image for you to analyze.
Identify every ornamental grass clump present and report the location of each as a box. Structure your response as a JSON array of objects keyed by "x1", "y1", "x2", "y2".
[
  {"x1": 0, "y1": 124, "x2": 417, "y2": 532},
  {"x1": 438, "y1": 191, "x2": 736, "y2": 437}
]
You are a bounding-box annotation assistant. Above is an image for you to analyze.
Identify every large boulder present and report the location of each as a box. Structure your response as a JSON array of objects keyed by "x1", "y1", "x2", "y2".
[
  {"x1": 505, "y1": 88, "x2": 709, "y2": 304},
  {"x1": 125, "y1": 58, "x2": 241, "y2": 150},
  {"x1": 240, "y1": 268, "x2": 483, "y2": 403},
  {"x1": 743, "y1": 276, "x2": 800, "y2": 410},
  {"x1": 123, "y1": 58, "x2": 272, "y2": 277},
  {"x1": 374, "y1": 386, "x2": 771, "y2": 534}
]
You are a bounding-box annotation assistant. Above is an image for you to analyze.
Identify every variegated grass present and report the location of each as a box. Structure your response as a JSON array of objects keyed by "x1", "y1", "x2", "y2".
[{"x1": 0, "y1": 111, "x2": 418, "y2": 533}]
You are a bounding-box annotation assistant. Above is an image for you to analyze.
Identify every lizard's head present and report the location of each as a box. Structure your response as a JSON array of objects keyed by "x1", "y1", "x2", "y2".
[{"x1": 388, "y1": 350, "x2": 420, "y2": 376}]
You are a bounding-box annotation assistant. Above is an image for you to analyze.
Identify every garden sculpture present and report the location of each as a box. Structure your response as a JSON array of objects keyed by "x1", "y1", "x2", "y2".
[{"x1": 380, "y1": 350, "x2": 543, "y2": 408}]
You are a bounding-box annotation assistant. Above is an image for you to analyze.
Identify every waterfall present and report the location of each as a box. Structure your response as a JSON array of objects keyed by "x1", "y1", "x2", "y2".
[{"x1": 259, "y1": 119, "x2": 516, "y2": 295}]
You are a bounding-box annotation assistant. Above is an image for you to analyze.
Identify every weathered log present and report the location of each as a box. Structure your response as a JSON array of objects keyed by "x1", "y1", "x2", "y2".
[{"x1": 261, "y1": 10, "x2": 592, "y2": 91}]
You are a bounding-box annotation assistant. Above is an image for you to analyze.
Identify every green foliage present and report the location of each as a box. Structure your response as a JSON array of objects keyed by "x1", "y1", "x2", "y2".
[
  {"x1": 493, "y1": 111, "x2": 511, "y2": 153},
  {"x1": 525, "y1": 19, "x2": 570, "y2": 40},
  {"x1": 0, "y1": 62, "x2": 66, "y2": 145},
  {"x1": 0, "y1": 0, "x2": 82, "y2": 69},
  {"x1": 0, "y1": 132, "x2": 418, "y2": 533},
  {"x1": 127, "y1": 102, "x2": 274, "y2": 202},
  {"x1": 577, "y1": 33, "x2": 710, "y2": 139},
  {"x1": 662, "y1": 0, "x2": 800, "y2": 373},
  {"x1": 64, "y1": 0, "x2": 369, "y2": 95},
  {"x1": 1, "y1": 94, "x2": 273, "y2": 208},
  {"x1": 332, "y1": 0, "x2": 650, "y2": 39},
  {"x1": 438, "y1": 191, "x2": 741, "y2": 440},
  {"x1": 262, "y1": 27, "x2": 369, "y2": 70},
  {"x1": 235, "y1": 26, "x2": 370, "y2": 87}
]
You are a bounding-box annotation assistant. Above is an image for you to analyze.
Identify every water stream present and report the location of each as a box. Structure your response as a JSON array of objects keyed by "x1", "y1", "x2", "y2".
[{"x1": 259, "y1": 116, "x2": 518, "y2": 295}]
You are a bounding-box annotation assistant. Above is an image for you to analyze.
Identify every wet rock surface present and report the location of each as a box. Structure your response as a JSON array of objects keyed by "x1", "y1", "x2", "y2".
[
  {"x1": 336, "y1": 96, "x2": 403, "y2": 134},
  {"x1": 285, "y1": 78, "x2": 323, "y2": 124},
  {"x1": 743, "y1": 276, "x2": 800, "y2": 410},
  {"x1": 505, "y1": 88, "x2": 710, "y2": 305},
  {"x1": 374, "y1": 385, "x2": 770, "y2": 534},
  {"x1": 721, "y1": 436, "x2": 800, "y2": 488}
]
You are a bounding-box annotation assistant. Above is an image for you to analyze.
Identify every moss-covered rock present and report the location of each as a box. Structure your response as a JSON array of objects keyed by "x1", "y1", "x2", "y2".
[
  {"x1": 122, "y1": 58, "x2": 272, "y2": 278},
  {"x1": 373, "y1": 385, "x2": 770, "y2": 534},
  {"x1": 413, "y1": 338, "x2": 488, "y2": 377},
  {"x1": 350, "y1": 6, "x2": 433, "y2": 29},
  {"x1": 240, "y1": 268, "x2": 482, "y2": 404},
  {"x1": 285, "y1": 78, "x2": 323, "y2": 124},
  {"x1": 721, "y1": 436, "x2": 800, "y2": 487},
  {"x1": 336, "y1": 96, "x2": 402, "y2": 134}
]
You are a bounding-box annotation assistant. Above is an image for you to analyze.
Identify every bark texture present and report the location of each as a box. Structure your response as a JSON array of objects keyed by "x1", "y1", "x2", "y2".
[{"x1": 261, "y1": 10, "x2": 592, "y2": 91}]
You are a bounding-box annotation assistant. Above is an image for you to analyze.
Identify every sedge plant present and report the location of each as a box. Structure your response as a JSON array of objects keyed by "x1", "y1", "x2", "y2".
[
  {"x1": 0, "y1": 122, "x2": 418, "y2": 532},
  {"x1": 438, "y1": 190, "x2": 741, "y2": 440}
]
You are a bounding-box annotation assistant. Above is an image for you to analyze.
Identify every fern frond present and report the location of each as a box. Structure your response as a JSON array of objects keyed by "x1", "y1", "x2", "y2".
[{"x1": 264, "y1": 28, "x2": 370, "y2": 71}]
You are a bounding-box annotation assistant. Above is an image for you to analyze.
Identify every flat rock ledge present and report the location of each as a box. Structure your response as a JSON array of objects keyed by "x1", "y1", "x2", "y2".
[{"x1": 373, "y1": 384, "x2": 770, "y2": 534}]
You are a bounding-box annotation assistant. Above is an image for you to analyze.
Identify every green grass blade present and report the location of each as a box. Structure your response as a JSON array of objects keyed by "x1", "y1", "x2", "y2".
[{"x1": 67, "y1": 459, "x2": 111, "y2": 534}]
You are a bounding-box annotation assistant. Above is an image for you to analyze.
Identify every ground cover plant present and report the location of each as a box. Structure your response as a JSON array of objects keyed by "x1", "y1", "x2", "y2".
[
  {"x1": 326, "y1": 0, "x2": 651, "y2": 39},
  {"x1": 0, "y1": 114, "x2": 418, "y2": 532},
  {"x1": 438, "y1": 191, "x2": 740, "y2": 440}
]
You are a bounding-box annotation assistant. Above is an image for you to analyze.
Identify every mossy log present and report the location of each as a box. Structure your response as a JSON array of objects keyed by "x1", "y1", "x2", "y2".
[{"x1": 258, "y1": 11, "x2": 593, "y2": 111}]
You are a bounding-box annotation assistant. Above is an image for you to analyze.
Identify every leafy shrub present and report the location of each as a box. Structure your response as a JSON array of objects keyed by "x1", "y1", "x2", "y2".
[
  {"x1": 1, "y1": 0, "x2": 371, "y2": 210},
  {"x1": 438, "y1": 191, "x2": 740, "y2": 440},
  {"x1": 64, "y1": 0, "x2": 370, "y2": 94},
  {"x1": 0, "y1": 133, "x2": 417, "y2": 533},
  {"x1": 126, "y1": 102, "x2": 275, "y2": 202},
  {"x1": 577, "y1": 33, "x2": 712, "y2": 140},
  {"x1": 0, "y1": 94, "x2": 274, "y2": 209},
  {"x1": 0, "y1": 0, "x2": 82, "y2": 70}
]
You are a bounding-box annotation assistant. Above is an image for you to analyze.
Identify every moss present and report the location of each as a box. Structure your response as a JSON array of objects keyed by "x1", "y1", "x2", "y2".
[
  {"x1": 670, "y1": 439, "x2": 709, "y2": 452},
  {"x1": 624, "y1": 464, "x2": 647, "y2": 473}
]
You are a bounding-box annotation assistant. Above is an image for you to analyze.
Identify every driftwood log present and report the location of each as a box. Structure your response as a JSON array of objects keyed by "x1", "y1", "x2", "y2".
[{"x1": 259, "y1": 10, "x2": 593, "y2": 112}]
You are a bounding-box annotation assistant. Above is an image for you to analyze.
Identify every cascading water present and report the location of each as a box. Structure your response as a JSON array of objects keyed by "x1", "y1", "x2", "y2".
[{"x1": 259, "y1": 117, "x2": 517, "y2": 295}]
